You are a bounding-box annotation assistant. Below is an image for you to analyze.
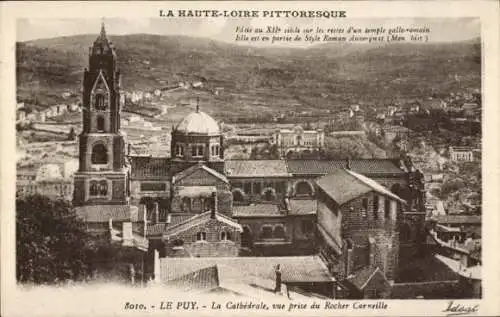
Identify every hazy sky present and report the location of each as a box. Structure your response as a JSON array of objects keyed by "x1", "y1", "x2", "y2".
[{"x1": 17, "y1": 17, "x2": 480, "y2": 46}]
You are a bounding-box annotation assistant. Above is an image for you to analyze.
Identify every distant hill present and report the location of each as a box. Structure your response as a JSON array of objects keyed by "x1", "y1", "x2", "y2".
[{"x1": 16, "y1": 34, "x2": 481, "y2": 115}]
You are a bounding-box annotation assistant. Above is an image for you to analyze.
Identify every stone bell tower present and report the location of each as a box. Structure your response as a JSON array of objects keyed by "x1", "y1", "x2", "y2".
[{"x1": 73, "y1": 23, "x2": 129, "y2": 206}]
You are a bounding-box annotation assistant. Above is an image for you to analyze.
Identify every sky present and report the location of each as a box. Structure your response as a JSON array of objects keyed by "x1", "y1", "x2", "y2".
[{"x1": 17, "y1": 17, "x2": 480, "y2": 46}]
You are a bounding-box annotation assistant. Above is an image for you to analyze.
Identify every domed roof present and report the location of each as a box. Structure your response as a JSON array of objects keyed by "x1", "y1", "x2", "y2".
[{"x1": 175, "y1": 110, "x2": 220, "y2": 135}]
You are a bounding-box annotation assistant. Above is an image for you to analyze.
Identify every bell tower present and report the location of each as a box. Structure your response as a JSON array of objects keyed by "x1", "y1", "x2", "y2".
[{"x1": 73, "y1": 23, "x2": 129, "y2": 206}]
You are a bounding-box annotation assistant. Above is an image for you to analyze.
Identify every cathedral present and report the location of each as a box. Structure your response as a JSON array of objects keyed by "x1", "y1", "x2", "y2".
[{"x1": 74, "y1": 24, "x2": 426, "y2": 293}]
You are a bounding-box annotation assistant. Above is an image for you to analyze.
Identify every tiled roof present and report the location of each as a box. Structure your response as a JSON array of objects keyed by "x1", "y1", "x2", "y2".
[
  {"x1": 130, "y1": 156, "x2": 170, "y2": 179},
  {"x1": 436, "y1": 215, "x2": 481, "y2": 225},
  {"x1": 286, "y1": 160, "x2": 344, "y2": 175},
  {"x1": 288, "y1": 199, "x2": 317, "y2": 215},
  {"x1": 225, "y1": 160, "x2": 290, "y2": 178},
  {"x1": 316, "y1": 168, "x2": 406, "y2": 206},
  {"x1": 286, "y1": 159, "x2": 405, "y2": 176},
  {"x1": 167, "y1": 265, "x2": 220, "y2": 291},
  {"x1": 144, "y1": 215, "x2": 195, "y2": 236},
  {"x1": 75, "y1": 205, "x2": 138, "y2": 223},
  {"x1": 160, "y1": 256, "x2": 333, "y2": 283},
  {"x1": 346, "y1": 266, "x2": 387, "y2": 291},
  {"x1": 232, "y1": 204, "x2": 283, "y2": 218},
  {"x1": 173, "y1": 163, "x2": 228, "y2": 184},
  {"x1": 164, "y1": 211, "x2": 242, "y2": 238}
]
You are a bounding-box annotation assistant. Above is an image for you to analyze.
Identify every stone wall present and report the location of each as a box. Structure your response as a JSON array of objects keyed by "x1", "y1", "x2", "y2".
[{"x1": 165, "y1": 218, "x2": 241, "y2": 257}]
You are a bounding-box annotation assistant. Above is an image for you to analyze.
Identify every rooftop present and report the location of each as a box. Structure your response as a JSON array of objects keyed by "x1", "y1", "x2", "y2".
[
  {"x1": 75, "y1": 204, "x2": 138, "y2": 223},
  {"x1": 225, "y1": 160, "x2": 290, "y2": 178},
  {"x1": 130, "y1": 157, "x2": 170, "y2": 179},
  {"x1": 285, "y1": 159, "x2": 405, "y2": 176},
  {"x1": 436, "y1": 215, "x2": 482, "y2": 225},
  {"x1": 175, "y1": 111, "x2": 220, "y2": 135},
  {"x1": 163, "y1": 211, "x2": 242, "y2": 238},
  {"x1": 173, "y1": 163, "x2": 228, "y2": 184},
  {"x1": 159, "y1": 255, "x2": 333, "y2": 283},
  {"x1": 316, "y1": 168, "x2": 406, "y2": 206},
  {"x1": 232, "y1": 204, "x2": 283, "y2": 218},
  {"x1": 287, "y1": 199, "x2": 317, "y2": 215},
  {"x1": 345, "y1": 266, "x2": 388, "y2": 291}
]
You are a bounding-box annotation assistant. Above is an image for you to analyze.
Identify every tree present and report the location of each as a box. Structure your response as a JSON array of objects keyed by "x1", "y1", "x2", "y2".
[{"x1": 16, "y1": 195, "x2": 96, "y2": 284}]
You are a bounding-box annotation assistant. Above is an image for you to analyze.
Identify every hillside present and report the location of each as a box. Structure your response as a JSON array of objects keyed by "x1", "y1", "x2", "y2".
[{"x1": 16, "y1": 34, "x2": 481, "y2": 116}]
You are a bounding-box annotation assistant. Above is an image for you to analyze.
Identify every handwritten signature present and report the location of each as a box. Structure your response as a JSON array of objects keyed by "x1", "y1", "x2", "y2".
[{"x1": 442, "y1": 301, "x2": 479, "y2": 316}]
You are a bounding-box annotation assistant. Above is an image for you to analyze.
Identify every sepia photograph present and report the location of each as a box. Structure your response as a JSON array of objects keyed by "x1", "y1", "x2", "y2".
[{"x1": 2, "y1": 2, "x2": 499, "y2": 316}]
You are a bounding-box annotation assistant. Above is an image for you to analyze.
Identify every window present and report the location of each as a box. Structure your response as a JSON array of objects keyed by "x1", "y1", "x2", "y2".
[
  {"x1": 362, "y1": 198, "x2": 368, "y2": 211},
  {"x1": 89, "y1": 180, "x2": 108, "y2": 197},
  {"x1": 373, "y1": 195, "x2": 379, "y2": 219},
  {"x1": 385, "y1": 199, "x2": 391, "y2": 219},
  {"x1": 244, "y1": 183, "x2": 252, "y2": 195},
  {"x1": 233, "y1": 190, "x2": 244, "y2": 202},
  {"x1": 211, "y1": 145, "x2": 220, "y2": 157},
  {"x1": 220, "y1": 231, "x2": 232, "y2": 241},
  {"x1": 301, "y1": 220, "x2": 314, "y2": 234},
  {"x1": 181, "y1": 197, "x2": 191, "y2": 213},
  {"x1": 191, "y1": 145, "x2": 204, "y2": 158},
  {"x1": 273, "y1": 225, "x2": 285, "y2": 239},
  {"x1": 253, "y1": 182, "x2": 261, "y2": 195},
  {"x1": 260, "y1": 225, "x2": 273, "y2": 239},
  {"x1": 172, "y1": 239, "x2": 184, "y2": 248},
  {"x1": 91, "y1": 144, "x2": 108, "y2": 164},
  {"x1": 96, "y1": 116, "x2": 105, "y2": 131},
  {"x1": 94, "y1": 94, "x2": 106, "y2": 110},
  {"x1": 196, "y1": 232, "x2": 206, "y2": 241},
  {"x1": 263, "y1": 189, "x2": 275, "y2": 202},
  {"x1": 276, "y1": 181, "x2": 286, "y2": 194},
  {"x1": 176, "y1": 144, "x2": 183, "y2": 157}
]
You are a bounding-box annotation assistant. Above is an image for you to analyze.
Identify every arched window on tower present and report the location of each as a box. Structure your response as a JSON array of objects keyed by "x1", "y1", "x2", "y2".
[
  {"x1": 96, "y1": 116, "x2": 105, "y2": 132},
  {"x1": 89, "y1": 179, "x2": 108, "y2": 197},
  {"x1": 175, "y1": 144, "x2": 183, "y2": 157},
  {"x1": 94, "y1": 94, "x2": 106, "y2": 110},
  {"x1": 91, "y1": 143, "x2": 108, "y2": 164}
]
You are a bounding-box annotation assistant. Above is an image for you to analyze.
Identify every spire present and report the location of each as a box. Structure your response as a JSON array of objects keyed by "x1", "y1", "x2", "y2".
[
  {"x1": 196, "y1": 97, "x2": 200, "y2": 113},
  {"x1": 100, "y1": 19, "x2": 107, "y2": 39}
]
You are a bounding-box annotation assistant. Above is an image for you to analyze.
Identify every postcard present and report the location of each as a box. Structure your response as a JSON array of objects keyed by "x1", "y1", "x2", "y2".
[{"x1": 1, "y1": 1, "x2": 499, "y2": 316}]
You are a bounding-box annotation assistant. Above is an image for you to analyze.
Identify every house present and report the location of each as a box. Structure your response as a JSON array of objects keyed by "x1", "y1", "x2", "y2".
[
  {"x1": 192, "y1": 81, "x2": 203, "y2": 88},
  {"x1": 340, "y1": 266, "x2": 391, "y2": 299},
  {"x1": 162, "y1": 207, "x2": 242, "y2": 258},
  {"x1": 272, "y1": 125, "x2": 325, "y2": 158},
  {"x1": 435, "y1": 215, "x2": 481, "y2": 239},
  {"x1": 449, "y1": 146, "x2": 475, "y2": 162},
  {"x1": 231, "y1": 199, "x2": 317, "y2": 256},
  {"x1": 383, "y1": 125, "x2": 410, "y2": 143},
  {"x1": 153, "y1": 252, "x2": 335, "y2": 298},
  {"x1": 315, "y1": 168, "x2": 406, "y2": 285},
  {"x1": 16, "y1": 109, "x2": 27, "y2": 122}
]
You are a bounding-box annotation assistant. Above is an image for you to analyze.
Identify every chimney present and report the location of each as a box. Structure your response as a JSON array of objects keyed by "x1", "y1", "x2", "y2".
[
  {"x1": 211, "y1": 192, "x2": 217, "y2": 219},
  {"x1": 141, "y1": 204, "x2": 147, "y2": 223},
  {"x1": 154, "y1": 202, "x2": 159, "y2": 224},
  {"x1": 368, "y1": 236, "x2": 376, "y2": 266},
  {"x1": 153, "y1": 249, "x2": 161, "y2": 284},
  {"x1": 122, "y1": 222, "x2": 133, "y2": 247}
]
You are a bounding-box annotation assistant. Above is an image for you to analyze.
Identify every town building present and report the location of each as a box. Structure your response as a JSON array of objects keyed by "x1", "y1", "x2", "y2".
[
  {"x1": 449, "y1": 146, "x2": 476, "y2": 162},
  {"x1": 271, "y1": 125, "x2": 324, "y2": 158},
  {"x1": 17, "y1": 163, "x2": 75, "y2": 200}
]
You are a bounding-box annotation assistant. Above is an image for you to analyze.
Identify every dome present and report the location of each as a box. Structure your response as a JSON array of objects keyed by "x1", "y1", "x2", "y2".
[{"x1": 175, "y1": 111, "x2": 220, "y2": 135}]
